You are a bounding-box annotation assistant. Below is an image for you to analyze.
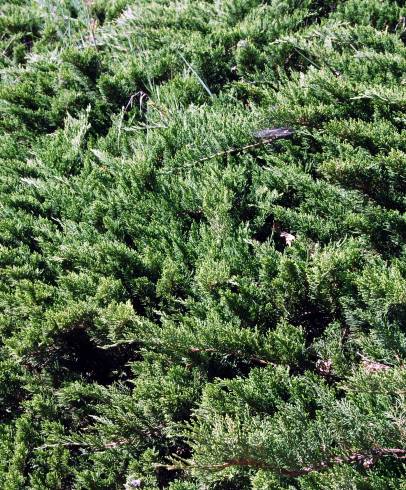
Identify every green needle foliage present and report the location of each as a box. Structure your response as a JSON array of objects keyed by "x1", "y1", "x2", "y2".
[{"x1": 0, "y1": 0, "x2": 406, "y2": 488}]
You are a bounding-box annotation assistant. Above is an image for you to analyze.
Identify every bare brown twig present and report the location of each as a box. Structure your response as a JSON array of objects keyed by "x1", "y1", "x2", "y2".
[
  {"x1": 159, "y1": 447, "x2": 406, "y2": 477},
  {"x1": 160, "y1": 127, "x2": 295, "y2": 174},
  {"x1": 188, "y1": 347, "x2": 276, "y2": 367}
]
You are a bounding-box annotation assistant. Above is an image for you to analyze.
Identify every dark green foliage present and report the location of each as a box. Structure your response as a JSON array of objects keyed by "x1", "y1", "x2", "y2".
[{"x1": 1, "y1": 0, "x2": 406, "y2": 488}]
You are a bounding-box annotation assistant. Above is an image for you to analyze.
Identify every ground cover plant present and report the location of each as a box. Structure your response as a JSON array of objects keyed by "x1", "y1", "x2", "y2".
[{"x1": 0, "y1": 0, "x2": 406, "y2": 488}]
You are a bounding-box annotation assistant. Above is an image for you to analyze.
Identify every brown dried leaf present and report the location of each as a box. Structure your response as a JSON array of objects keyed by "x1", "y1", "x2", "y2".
[
  {"x1": 280, "y1": 231, "x2": 296, "y2": 246},
  {"x1": 316, "y1": 359, "x2": 332, "y2": 375},
  {"x1": 254, "y1": 127, "x2": 295, "y2": 140}
]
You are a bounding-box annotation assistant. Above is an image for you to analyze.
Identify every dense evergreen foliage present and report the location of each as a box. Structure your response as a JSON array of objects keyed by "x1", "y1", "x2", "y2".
[{"x1": 1, "y1": 0, "x2": 406, "y2": 488}]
